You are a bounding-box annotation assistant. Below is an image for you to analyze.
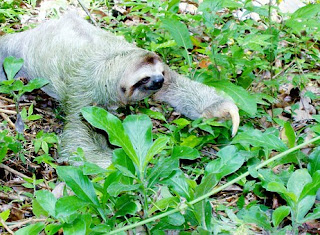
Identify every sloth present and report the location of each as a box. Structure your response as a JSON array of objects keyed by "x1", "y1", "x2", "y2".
[{"x1": 0, "y1": 12, "x2": 240, "y2": 168}]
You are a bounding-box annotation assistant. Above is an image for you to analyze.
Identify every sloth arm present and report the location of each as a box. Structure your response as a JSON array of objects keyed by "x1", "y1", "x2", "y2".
[
  {"x1": 60, "y1": 114, "x2": 113, "y2": 168},
  {"x1": 154, "y1": 69, "x2": 240, "y2": 136}
]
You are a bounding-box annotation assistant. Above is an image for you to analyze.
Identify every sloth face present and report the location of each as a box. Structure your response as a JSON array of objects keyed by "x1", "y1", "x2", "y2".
[{"x1": 119, "y1": 54, "x2": 165, "y2": 103}]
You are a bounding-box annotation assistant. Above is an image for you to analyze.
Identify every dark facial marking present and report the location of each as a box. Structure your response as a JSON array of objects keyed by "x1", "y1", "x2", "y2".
[{"x1": 121, "y1": 87, "x2": 126, "y2": 93}]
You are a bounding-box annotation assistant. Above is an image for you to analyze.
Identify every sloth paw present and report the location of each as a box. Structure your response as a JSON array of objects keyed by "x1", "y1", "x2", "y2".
[{"x1": 202, "y1": 101, "x2": 240, "y2": 137}]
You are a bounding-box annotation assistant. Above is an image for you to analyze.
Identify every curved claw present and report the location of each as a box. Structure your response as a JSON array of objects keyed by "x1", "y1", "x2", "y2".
[{"x1": 202, "y1": 101, "x2": 240, "y2": 137}]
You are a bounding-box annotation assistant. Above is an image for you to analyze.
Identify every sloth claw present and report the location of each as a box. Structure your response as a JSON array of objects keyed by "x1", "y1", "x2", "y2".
[{"x1": 202, "y1": 101, "x2": 240, "y2": 137}]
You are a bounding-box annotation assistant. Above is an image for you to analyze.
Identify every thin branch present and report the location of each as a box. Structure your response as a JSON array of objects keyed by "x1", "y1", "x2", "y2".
[
  {"x1": 0, "y1": 164, "x2": 32, "y2": 180},
  {"x1": 0, "y1": 112, "x2": 15, "y2": 129},
  {"x1": 77, "y1": 0, "x2": 97, "y2": 26},
  {"x1": 0, "y1": 108, "x2": 17, "y2": 115},
  {"x1": 0, "y1": 217, "x2": 14, "y2": 235},
  {"x1": 7, "y1": 218, "x2": 46, "y2": 230}
]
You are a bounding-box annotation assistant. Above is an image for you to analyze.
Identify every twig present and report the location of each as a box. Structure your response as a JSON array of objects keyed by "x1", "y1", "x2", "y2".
[
  {"x1": 0, "y1": 96, "x2": 14, "y2": 103},
  {"x1": 0, "y1": 103, "x2": 31, "y2": 108},
  {"x1": 0, "y1": 112, "x2": 15, "y2": 129},
  {"x1": 273, "y1": 59, "x2": 295, "y2": 79},
  {"x1": 0, "y1": 192, "x2": 29, "y2": 201},
  {"x1": 0, "y1": 108, "x2": 17, "y2": 115},
  {"x1": 0, "y1": 164, "x2": 32, "y2": 180},
  {"x1": 0, "y1": 217, "x2": 14, "y2": 235},
  {"x1": 7, "y1": 218, "x2": 46, "y2": 230},
  {"x1": 77, "y1": 0, "x2": 97, "y2": 26}
]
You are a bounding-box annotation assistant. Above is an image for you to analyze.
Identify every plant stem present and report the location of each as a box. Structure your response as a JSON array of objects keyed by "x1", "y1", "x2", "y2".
[{"x1": 109, "y1": 135, "x2": 320, "y2": 234}]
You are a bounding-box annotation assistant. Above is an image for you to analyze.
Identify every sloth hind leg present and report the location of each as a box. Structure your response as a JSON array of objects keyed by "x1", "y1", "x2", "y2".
[{"x1": 59, "y1": 117, "x2": 112, "y2": 168}]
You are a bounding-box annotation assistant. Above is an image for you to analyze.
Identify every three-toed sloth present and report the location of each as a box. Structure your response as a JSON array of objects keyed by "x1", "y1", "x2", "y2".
[{"x1": 0, "y1": 12, "x2": 239, "y2": 168}]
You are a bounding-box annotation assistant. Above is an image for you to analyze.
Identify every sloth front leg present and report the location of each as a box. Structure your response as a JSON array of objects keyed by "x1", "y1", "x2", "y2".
[
  {"x1": 60, "y1": 115, "x2": 113, "y2": 168},
  {"x1": 154, "y1": 70, "x2": 240, "y2": 136}
]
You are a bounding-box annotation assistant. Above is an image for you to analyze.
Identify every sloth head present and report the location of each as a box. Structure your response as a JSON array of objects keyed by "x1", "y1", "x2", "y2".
[{"x1": 118, "y1": 53, "x2": 165, "y2": 104}]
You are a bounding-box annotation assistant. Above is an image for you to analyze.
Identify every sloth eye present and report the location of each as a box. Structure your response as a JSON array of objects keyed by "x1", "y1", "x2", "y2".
[
  {"x1": 140, "y1": 76, "x2": 150, "y2": 84},
  {"x1": 162, "y1": 71, "x2": 165, "y2": 76}
]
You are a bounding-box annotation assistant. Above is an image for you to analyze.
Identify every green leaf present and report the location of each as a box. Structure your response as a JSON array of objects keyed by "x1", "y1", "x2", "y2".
[
  {"x1": 22, "y1": 78, "x2": 49, "y2": 93},
  {"x1": 209, "y1": 81, "x2": 257, "y2": 116},
  {"x1": 299, "y1": 171, "x2": 320, "y2": 200},
  {"x1": 55, "y1": 196, "x2": 89, "y2": 218},
  {"x1": 272, "y1": 206, "x2": 290, "y2": 227},
  {"x1": 296, "y1": 195, "x2": 315, "y2": 221},
  {"x1": 15, "y1": 223, "x2": 45, "y2": 235},
  {"x1": 240, "y1": 206, "x2": 272, "y2": 230},
  {"x1": 107, "y1": 182, "x2": 140, "y2": 197},
  {"x1": 3, "y1": 56, "x2": 23, "y2": 80},
  {"x1": 35, "y1": 190, "x2": 57, "y2": 218},
  {"x1": 63, "y1": 217, "x2": 87, "y2": 235},
  {"x1": 81, "y1": 107, "x2": 138, "y2": 167},
  {"x1": 284, "y1": 122, "x2": 295, "y2": 148},
  {"x1": 232, "y1": 129, "x2": 287, "y2": 152},
  {"x1": 205, "y1": 146, "x2": 245, "y2": 179},
  {"x1": 0, "y1": 209, "x2": 10, "y2": 225},
  {"x1": 45, "y1": 224, "x2": 63, "y2": 235},
  {"x1": 115, "y1": 199, "x2": 138, "y2": 217},
  {"x1": 291, "y1": 4, "x2": 320, "y2": 19},
  {"x1": 161, "y1": 18, "x2": 193, "y2": 49},
  {"x1": 56, "y1": 166, "x2": 106, "y2": 221},
  {"x1": 147, "y1": 156, "x2": 179, "y2": 188},
  {"x1": 144, "y1": 136, "x2": 169, "y2": 169},
  {"x1": 287, "y1": 169, "x2": 312, "y2": 199},
  {"x1": 123, "y1": 114, "x2": 153, "y2": 171},
  {"x1": 140, "y1": 108, "x2": 166, "y2": 121},
  {"x1": 307, "y1": 147, "x2": 320, "y2": 176},
  {"x1": 148, "y1": 197, "x2": 179, "y2": 214},
  {"x1": 267, "y1": 181, "x2": 296, "y2": 202},
  {"x1": 172, "y1": 146, "x2": 200, "y2": 160},
  {"x1": 301, "y1": 205, "x2": 320, "y2": 222},
  {"x1": 194, "y1": 173, "x2": 219, "y2": 198},
  {"x1": 162, "y1": 170, "x2": 194, "y2": 200}
]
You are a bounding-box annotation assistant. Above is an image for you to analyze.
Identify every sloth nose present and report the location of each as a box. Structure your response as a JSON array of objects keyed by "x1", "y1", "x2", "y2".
[{"x1": 148, "y1": 75, "x2": 164, "y2": 90}]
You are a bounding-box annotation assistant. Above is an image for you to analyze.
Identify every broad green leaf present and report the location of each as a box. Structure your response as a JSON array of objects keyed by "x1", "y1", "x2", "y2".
[
  {"x1": 35, "y1": 190, "x2": 57, "y2": 218},
  {"x1": 284, "y1": 122, "x2": 295, "y2": 148},
  {"x1": 307, "y1": 147, "x2": 320, "y2": 176},
  {"x1": 144, "y1": 136, "x2": 169, "y2": 169},
  {"x1": 56, "y1": 166, "x2": 106, "y2": 221},
  {"x1": 239, "y1": 206, "x2": 272, "y2": 230},
  {"x1": 115, "y1": 199, "x2": 138, "y2": 216},
  {"x1": 272, "y1": 206, "x2": 290, "y2": 227},
  {"x1": 296, "y1": 195, "x2": 315, "y2": 221},
  {"x1": 113, "y1": 149, "x2": 136, "y2": 181},
  {"x1": 147, "y1": 156, "x2": 179, "y2": 188},
  {"x1": 55, "y1": 196, "x2": 89, "y2": 218},
  {"x1": 209, "y1": 80, "x2": 257, "y2": 116},
  {"x1": 232, "y1": 129, "x2": 287, "y2": 152},
  {"x1": 140, "y1": 108, "x2": 166, "y2": 121},
  {"x1": 291, "y1": 4, "x2": 320, "y2": 19},
  {"x1": 32, "y1": 198, "x2": 49, "y2": 217},
  {"x1": 148, "y1": 197, "x2": 180, "y2": 214},
  {"x1": 161, "y1": 18, "x2": 193, "y2": 49},
  {"x1": 162, "y1": 170, "x2": 194, "y2": 201},
  {"x1": 107, "y1": 182, "x2": 140, "y2": 197},
  {"x1": 301, "y1": 205, "x2": 320, "y2": 223},
  {"x1": 63, "y1": 217, "x2": 87, "y2": 235},
  {"x1": 15, "y1": 223, "x2": 45, "y2": 235},
  {"x1": 164, "y1": 212, "x2": 185, "y2": 226},
  {"x1": 172, "y1": 146, "x2": 200, "y2": 160},
  {"x1": 0, "y1": 209, "x2": 10, "y2": 225},
  {"x1": 123, "y1": 115, "x2": 153, "y2": 169},
  {"x1": 299, "y1": 171, "x2": 320, "y2": 200},
  {"x1": 81, "y1": 107, "x2": 138, "y2": 166},
  {"x1": 3, "y1": 56, "x2": 23, "y2": 80},
  {"x1": 205, "y1": 146, "x2": 245, "y2": 179},
  {"x1": 22, "y1": 78, "x2": 49, "y2": 93},
  {"x1": 267, "y1": 181, "x2": 297, "y2": 202},
  {"x1": 45, "y1": 224, "x2": 63, "y2": 235},
  {"x1": 194, "y1": 173, "x2": 219, "y2": 198},
  {"x1": 287, "y1": 169, "x2": 312, "y2": 199}
]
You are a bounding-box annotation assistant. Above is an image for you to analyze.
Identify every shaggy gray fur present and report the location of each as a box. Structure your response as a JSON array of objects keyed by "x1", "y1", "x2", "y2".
[{"x1": 0, "y1": 12, "x2": 239, "y2": 168}]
